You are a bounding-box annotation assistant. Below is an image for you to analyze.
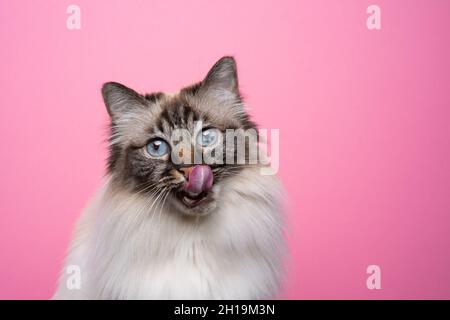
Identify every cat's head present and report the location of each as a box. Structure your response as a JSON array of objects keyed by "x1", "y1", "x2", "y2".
[{"x1": 102, "y1": 56, "x2": 258, "y2": 216}]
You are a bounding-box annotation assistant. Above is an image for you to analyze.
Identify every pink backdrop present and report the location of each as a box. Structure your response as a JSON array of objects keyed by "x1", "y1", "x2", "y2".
[{"x1": 1, "y1": 0, "x2": 450, "y2": 299}]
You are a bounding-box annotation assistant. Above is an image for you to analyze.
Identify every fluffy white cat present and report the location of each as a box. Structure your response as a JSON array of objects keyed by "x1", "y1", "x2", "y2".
[{"x1": 54, "y1": 57, "x2": 285, "y2": 299}]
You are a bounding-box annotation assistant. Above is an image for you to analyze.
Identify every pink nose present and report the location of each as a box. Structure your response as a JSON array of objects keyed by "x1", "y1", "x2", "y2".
[{"x1": 181, "y1": 165, "x2": 213, "y2": 195}]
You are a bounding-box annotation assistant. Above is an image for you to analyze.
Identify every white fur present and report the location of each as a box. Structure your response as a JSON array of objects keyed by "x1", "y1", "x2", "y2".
[{"x1": 54, "y1": 166, "x2": 285, "y2": 299}]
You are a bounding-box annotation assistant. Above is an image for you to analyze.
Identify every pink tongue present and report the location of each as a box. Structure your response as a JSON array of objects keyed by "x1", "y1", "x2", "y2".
[{"x1": 183, "y1": 165, "x2": 213, "y2": 195}]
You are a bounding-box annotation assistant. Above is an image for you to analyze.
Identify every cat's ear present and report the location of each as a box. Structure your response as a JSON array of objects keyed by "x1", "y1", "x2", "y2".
[
  {"x1": 101, "y1": 82, "x2": 147, "y2": 120},
  {"x1": 201, "y1": 56, "x2": 239, "y2": 95}
]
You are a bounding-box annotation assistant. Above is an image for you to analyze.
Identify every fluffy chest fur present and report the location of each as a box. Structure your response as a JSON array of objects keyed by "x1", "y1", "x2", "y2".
[{"x1": 54, "y1": 166, "x2": 284, "y2": 299}]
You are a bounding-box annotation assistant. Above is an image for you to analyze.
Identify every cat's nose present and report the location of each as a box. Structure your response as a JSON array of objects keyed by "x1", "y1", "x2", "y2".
[
  {"x1": 180, "y1": 165, "x2": 213, "y2": 195},
  {"x1": 178, "y1": 166, "x2": 194, "y2": 179}
]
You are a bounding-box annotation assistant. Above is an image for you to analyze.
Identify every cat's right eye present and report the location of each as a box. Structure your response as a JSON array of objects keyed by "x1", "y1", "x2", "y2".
[{"x1": 146, "y1": 139, "x2": 170, "y2": 158}]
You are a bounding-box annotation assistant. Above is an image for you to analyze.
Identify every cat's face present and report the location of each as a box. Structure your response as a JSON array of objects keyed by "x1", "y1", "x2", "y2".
[{"x1": 102, "y1": 57, "x2": 257, "y2": 216}]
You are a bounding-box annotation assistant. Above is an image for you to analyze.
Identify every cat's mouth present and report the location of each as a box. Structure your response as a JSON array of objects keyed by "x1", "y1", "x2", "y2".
[
  {"x1": 176, "y1": 165, "x2": 214, "y2": 208},
  {"x1": 176, "y1": 190, "x2": 211, "y2": 208}
]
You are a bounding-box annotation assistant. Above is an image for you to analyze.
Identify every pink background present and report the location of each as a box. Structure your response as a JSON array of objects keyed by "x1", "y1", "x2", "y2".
[{"x1": 1, "y1": 0, "x2": 450, "y2": 299}]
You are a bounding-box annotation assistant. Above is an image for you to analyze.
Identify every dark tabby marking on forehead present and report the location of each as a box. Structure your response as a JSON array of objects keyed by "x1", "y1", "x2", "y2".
[
  {"x1": 156, "y1": 101, "x2": 200, "y2": 131},
  {"x1": 102, "y1": 56, "x2": 258, "y2": 200}
]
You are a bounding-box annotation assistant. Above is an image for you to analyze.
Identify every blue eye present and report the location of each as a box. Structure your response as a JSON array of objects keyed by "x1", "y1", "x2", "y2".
[
  {"x1": 146, "y1": 139, "x2": 170, "y2": 157},
  {"x1": 197, "y1": 128, "x2": 220, "y2": 147}
]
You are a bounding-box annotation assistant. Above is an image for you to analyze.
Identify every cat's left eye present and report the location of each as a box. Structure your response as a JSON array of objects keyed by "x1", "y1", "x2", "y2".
[{"x1": 197, "y1": 128, "x2": 221, "y2": 147}]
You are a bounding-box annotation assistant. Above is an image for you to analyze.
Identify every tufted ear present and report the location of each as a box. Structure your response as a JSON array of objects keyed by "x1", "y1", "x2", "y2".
[
  {"x1": 201, "y1": 56, "x2": 239, "y2": 95},
  {"x1": 101, "y1": 82, "x2": 148, "y2": 120}
]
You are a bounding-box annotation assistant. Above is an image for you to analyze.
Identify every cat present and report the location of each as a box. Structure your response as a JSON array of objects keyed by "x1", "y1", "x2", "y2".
[{"x1": 53, "y1": 56, "x2": 285, "y2": 299}]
